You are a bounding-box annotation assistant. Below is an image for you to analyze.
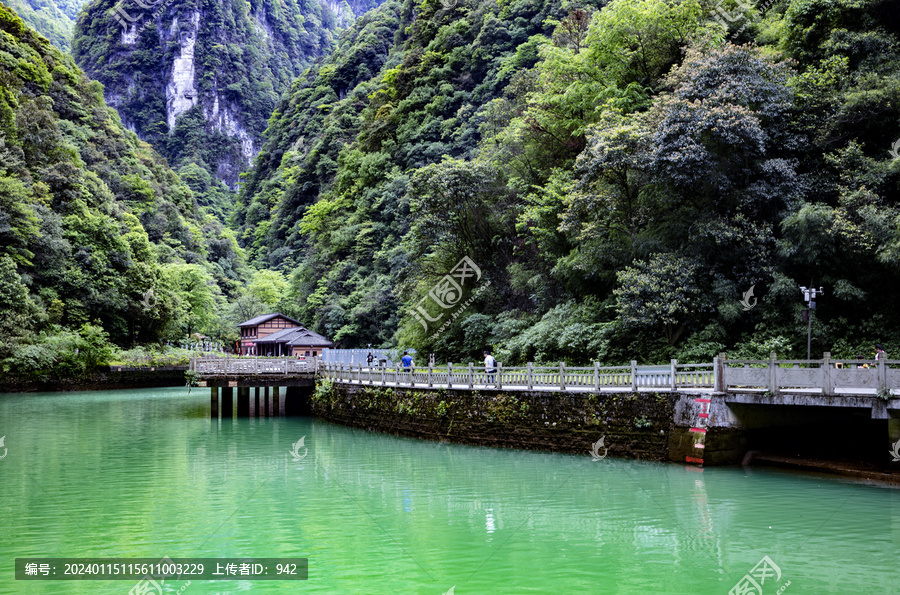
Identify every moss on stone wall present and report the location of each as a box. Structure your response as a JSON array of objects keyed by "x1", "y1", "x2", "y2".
[{"x1": 312, "y1": 382, "x2": 679, "y2": 461}]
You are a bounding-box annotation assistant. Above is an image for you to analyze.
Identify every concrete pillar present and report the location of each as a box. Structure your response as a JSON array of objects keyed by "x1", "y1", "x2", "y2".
[
  {"x1": 529, "y1": 362, "x2": 534, "y2": 390},
  {"x1": 254, "y1": 387, "x2": 261, "y2": 417},
  {"x1": 560, "y1": 362, "x2": 565, "y2": 391},
  {"x1": 221, "y1": 386, "x2": 233, "y2": 418},
  {"x1": 670, "y1": 359, "x2": 677, "y2": 391},
  {"x1": 210, "y1": 386, "x2": 219, "y2": 418},
  {"x1": 768, "y1": 352, "x2": 777, "y2": 394},
  {"x1": 273, "y1": 386, "x2": 280, "y2": 417},
  {"x1": 263, "y1": 386, "x2": 269, "y2": 417},
  {"x1": 237, "y1": 387, "x2": 250, "y2": 417},
  {"x1": 631, "y1": 360, "x2": 638, "y2": 392}
]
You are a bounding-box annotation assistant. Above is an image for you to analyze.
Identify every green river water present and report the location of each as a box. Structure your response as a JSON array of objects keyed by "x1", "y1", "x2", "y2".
[{"x1": 1, "y1": 387, "x2": 899, "y2": 594}]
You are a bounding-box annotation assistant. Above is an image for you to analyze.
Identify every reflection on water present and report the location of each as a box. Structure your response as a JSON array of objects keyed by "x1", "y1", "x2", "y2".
[{"x1": 1, "y1": 387, "x2": 899, "y2": 594}]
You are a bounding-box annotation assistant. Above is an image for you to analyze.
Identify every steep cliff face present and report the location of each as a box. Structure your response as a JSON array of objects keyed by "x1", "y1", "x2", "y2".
[
  {"x1": 72, "y1": 0, "x2": 382, "y2": 188},
  {"x1": 0, "y1": 2, "x2": 246, "y2": 347}
]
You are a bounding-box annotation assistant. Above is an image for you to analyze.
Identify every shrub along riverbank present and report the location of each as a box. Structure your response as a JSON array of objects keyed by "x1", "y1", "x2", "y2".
[{"x1": 0, "y1": 332, "x2": 206, "y2": 390}]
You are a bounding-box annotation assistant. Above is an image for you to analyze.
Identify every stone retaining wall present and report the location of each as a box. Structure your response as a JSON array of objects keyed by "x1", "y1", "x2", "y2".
[{"x1": 309, "y1": 382, "x2": 711, "y2": 462}]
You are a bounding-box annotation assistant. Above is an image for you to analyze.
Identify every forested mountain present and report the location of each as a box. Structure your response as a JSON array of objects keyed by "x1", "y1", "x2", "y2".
[
  {"x1": 237, "y1": 0, "x2": 900, "y2": 364},
  {"x1": 71, "y1": 0, "x2": 383, "y2": 202},
  {"x1": 4, "y1": 0, "x2": 900, "y2": 372},
  {"x1": 2, "y1": 0, "x2": 84, "y2": 51},
  {"x1": 0, "y1": 3, "x2": 246, "y2": 372}
]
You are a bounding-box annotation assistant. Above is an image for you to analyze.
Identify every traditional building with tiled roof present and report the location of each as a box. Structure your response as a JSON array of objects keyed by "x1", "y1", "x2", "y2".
[{"x1": 236, "y1": 313, "x2": 331, "y2": 356}]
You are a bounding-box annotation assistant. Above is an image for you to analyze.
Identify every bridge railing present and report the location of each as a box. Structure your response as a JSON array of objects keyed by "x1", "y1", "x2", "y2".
[
  {"x1": 318, "y1": 360, "x2": 717, "y2": 392},
  {"x1": 192, "y1": 357, "x2": 319, "y2": 375},
  {"x1": 723, "y1": 353, "x2": 900, "y2": 395},
  {"x1": 191, "y1": 354, "x2": 897, "y2": 396}
]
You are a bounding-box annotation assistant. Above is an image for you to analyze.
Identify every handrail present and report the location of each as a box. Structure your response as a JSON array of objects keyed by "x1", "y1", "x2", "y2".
[
  {"x1": 310, "y1": 360, "x2": 716, "y2": 392},
  {"x1": 190, "y1": 355, "x2": 899, "y2": 396}
]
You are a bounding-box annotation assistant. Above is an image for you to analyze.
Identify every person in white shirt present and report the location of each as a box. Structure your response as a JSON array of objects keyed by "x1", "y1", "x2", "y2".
[{"x1": 483, "y1": 350, "x2": 497, "y2": 384}]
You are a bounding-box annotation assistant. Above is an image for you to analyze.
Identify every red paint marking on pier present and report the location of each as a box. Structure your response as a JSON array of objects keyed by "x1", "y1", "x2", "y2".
[
  {"x1": 694, "y1": 443, "x2": 705, "y2": 449},
  {"x1": 698, "y1": 413, "x2": 709, "y2": 418},
  {"x1": 690, "y1": 427, "x2": 707, "y2": 434},
  {"x1": 685, "y1": 456, "x2": 704, "y2": 464},
  {"x1": 694, "y1": 398, "x2": 711, "y2": 403}
]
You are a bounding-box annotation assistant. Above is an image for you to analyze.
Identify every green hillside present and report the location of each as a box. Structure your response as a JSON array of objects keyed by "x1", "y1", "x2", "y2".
[
  {"x1": 236, "y1": 0, "x2": 900, "y2": 363},
  {"x1": 0, "y1": 3, "x2": 246, "y2": 375},
  {"x1": 4, "y1": 0, "x2": 900, "y2": 374},
  {"x1": 2, "y1": 0, "x2": 83, "y2": 51}
]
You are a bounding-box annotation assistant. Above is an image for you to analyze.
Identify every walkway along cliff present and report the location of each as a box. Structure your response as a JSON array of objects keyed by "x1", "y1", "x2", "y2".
[{"x1": 192, "y1": 355, "x2": 900, "y2": 473}]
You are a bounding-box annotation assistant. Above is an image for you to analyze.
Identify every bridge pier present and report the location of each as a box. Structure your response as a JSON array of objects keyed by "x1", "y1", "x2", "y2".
[
  {"x1": 254, "y1": 387, "x2": 260, "y2": 417},
  {"x1": 263, "y1": 386, "x2": 269, "y2": 416},
  {"x1": 221, "y1": 387, "x2": 233, "y2": 418},
  {"x1": 237, "y1": 387, "x2": 250, "y2": 417},
  {"x1": 210, "y1": 386, "x2": 218, "y2": 418},
  {"x1": 273, "y1": 387, "x2": 280, "y2": 417}
]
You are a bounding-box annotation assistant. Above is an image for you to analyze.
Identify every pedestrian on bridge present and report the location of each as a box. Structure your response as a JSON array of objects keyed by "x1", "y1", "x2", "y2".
[
  {"x1": 401, "y1": 351, "x2": 414, "y2": 372},
  {"x1": 484, "y1": 350, "x2": 497, "y2": 384}
]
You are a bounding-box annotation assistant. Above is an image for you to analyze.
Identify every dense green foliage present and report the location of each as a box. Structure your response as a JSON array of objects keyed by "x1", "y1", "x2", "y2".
[
  {"x1": 0, "y1": 4, "x2": 248, "y2": 376},
  {"x1": 5, "y1": 0, "x2": 900, "y2": 375},
  {"x1": 2, "y1": 0, "x2": 83, "y2": 51},
  {"x1": 236, "y1": 0, "x2": 900, "y2": 364},
  {"x1": 71, "y1": 0, "x2": 384, "y2": 203}
]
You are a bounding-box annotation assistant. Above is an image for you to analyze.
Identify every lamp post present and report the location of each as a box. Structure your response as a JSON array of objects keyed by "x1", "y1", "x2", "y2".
[{"x1": 800, "y1": 286, "x2": 824, "y2": 361}]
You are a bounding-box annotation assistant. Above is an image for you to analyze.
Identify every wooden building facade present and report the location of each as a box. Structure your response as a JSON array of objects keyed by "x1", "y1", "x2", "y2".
[{"x1": 237, "y1": 313, "x2": 332, "y2": 356}]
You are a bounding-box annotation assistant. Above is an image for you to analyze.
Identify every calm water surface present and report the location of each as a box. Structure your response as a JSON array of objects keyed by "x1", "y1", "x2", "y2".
[{"x1": 1, "y1": 387, "x2": 899, "y2": 594}]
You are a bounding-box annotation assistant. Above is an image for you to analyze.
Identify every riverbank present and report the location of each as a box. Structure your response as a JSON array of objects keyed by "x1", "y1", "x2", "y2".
[
  {"x1": 308, "y1": 381, "x2": 720, "y2": 463},
  {"x1": 0, "y1": 367, "x2": 188, "y2": 393},
  {"x1": 307, "y1": 381, "x2": 900, "y2": 483}
]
